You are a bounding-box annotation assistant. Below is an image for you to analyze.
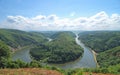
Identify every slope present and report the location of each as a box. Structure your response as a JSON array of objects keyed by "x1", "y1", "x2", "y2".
[
  {"x1": 0, "y1": 29, "x2": 47, "y2": 49},
  {"x1": 97, "y1": 46, "x2": 120, "y2": 67},
  {"x1": 78, "y1": 31, "x2": 120, "y2": 52},
  {"x1": 30, "y1": 31, "x2": 84, "y2": 63}
]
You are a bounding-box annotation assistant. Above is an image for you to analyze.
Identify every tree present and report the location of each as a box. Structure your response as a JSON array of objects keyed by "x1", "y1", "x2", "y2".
[
  {"x1": 0, "y1": 41, "x2": 11, "y2": 59},
  {"x1": 0, "y1": 40, "x2": 11, "y2": 68}
]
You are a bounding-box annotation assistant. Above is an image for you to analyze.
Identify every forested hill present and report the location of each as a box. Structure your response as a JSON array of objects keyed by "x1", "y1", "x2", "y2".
[
  {"x1": 0, "y1": 29, "x2": 47, "y2": 49},
  {"x1": 78, "y1": 31, "x2": 120, "y2": 52},
  {"x1": 78, "y1": 31, "x2": 120, "y2": 69},
  {"x1": 50, "y1": 31, "x2": 76, "y2": 39},
  {"x1": 40, "y1": 31, "x2": 59, "y2": 37},
  {"x1": 30, "y1": 32, "x2": 83, "y2": 63},
  {"x1": 97, "y1": 46, "x2": 120, "y2": 67}
]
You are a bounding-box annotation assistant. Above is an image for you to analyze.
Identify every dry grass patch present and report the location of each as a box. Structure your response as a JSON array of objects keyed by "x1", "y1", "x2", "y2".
[{"x1": 0, "y1": 68, "x2": 63, "y2": 75}]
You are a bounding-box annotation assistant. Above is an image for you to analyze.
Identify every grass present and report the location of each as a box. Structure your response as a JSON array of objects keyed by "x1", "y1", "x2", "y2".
[
  {"x1": 0, "y1": 68, "x2": 63, "y2": 75},
  {"x1": 0, "y1": 68, "x2": 118, "y2": 75}
]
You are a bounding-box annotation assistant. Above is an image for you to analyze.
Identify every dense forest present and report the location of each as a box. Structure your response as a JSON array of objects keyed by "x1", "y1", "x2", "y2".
[
  {"x1": 0, "y1": 29, "x2": 47, "y2": 48},
  {"x1": 97, "y1": 46, "x2": 120, "y2": 67},
  {"x1": 0, "y1": 29, "x2": 120, "y2": 74},
  {"x1": 78, "y1": 31, "x2": 120, "y2": 72},
  {"x1": 79, "y1": 31, "x2": 120, "y2": 52},
  {"x1": 30, "y1": 32, "x2": 83, "y2": 63},
  {"x1": 0, "y1": 39, "x2": 43, "y2": 68},
  {"x1": 0, "y1": 41, "x2": 11, "y2": 68}
]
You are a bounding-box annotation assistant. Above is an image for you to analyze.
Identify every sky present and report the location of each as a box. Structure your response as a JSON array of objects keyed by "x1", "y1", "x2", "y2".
[{"x1": 0, "y1": 0, "x2": 120, "y2": 31}]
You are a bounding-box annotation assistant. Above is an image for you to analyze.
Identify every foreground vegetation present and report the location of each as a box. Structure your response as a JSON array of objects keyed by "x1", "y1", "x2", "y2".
[
  {"x1": 0, "y1": 68, "x2": 63, "y2": 75},
  {"x1": 0, "y1": 67, "x2": 119, "y2": 75},
  {"x1": 30, "y1": 32, "x2": 83, "y2": 63}
]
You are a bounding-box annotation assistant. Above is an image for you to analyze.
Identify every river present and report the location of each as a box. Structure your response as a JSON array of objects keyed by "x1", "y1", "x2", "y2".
[
  {"x1": 12, "y1": 48, "x2": 32, "y2": 62},
  {"x1": 12, "y1": 34, "x2": 97, "y2": 69}
]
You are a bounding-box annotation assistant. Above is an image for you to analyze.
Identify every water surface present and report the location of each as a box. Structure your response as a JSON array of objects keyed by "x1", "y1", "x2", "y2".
[{"x1": 12, "y1": 34, "x2": 97, "y2": 69}]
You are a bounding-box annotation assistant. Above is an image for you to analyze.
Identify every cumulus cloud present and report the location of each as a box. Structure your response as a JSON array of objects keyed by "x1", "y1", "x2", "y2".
[{"x1": 0, "y1": 11, "x2": 120, "y2": 31}]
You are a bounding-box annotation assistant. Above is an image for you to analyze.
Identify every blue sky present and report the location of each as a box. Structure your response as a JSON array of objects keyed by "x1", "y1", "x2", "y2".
[{"x1": 0, "y1": 0, "x2": 120, "y2": 31}]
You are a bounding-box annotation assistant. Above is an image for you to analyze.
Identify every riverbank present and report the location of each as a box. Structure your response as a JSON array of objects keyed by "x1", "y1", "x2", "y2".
[
  {"x1": 10, "y1": 45, "x2": 34, "y2": 54},
  {"x1": 91, "y1": 50, "x2": 99, "y2": 68},
  {"x1": 12, "y1": 33, "x2": 97, "y2": 69}
]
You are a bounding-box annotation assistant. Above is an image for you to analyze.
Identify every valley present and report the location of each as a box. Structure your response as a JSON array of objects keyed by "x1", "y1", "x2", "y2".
[
  {"x1": 12, "y1": 33, "x2": 97, "y2": 69},
  {"x1": 0, "y1": 29, "x2": 120, "y2": 75}
]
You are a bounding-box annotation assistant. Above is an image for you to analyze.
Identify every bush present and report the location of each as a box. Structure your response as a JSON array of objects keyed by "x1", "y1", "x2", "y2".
[
  {"x1": 30, "y1": 60, "x2": 41, "y2": 68},
  {"x1": 100, "y1": 68, "x2": 109, "y2": 73}
]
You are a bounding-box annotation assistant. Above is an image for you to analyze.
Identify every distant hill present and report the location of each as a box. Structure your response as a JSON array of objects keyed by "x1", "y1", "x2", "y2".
[
  {"x1": 40, "y1": 31, "x2": 59, "y2": 37},
  {"x1": 50, "y1": 31, "x2": 76, "y2": 39},
  {"x1": 0, "y1": 29, "x2": 47, "y2": 49},
  {"x1": 30, "y1": 31, "x2": 83, "y2": 63}
]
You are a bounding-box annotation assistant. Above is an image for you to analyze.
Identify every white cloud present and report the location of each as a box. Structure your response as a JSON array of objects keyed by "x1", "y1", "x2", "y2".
[
  {"x1": 0, "y1": 11, "x2": 120, "y2": 31},
  {"x1": 32, "y1": 15, "x2": 46, "y2": 20},
  {"x1": 47, "y1": 15, "x2": 59, "y2": 21}
]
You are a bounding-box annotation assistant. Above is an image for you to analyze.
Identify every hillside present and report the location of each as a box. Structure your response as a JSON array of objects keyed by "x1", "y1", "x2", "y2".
[
  {"x1": 0, "y1": 41, "x2": 11, "y2": 68},
  {"x1": 30, "y1": 32, "x2": 84, "y2": 63},
  {"x1": 78, "y1": 31, "x2": 120, "y2": 71},
  {"x1": 41, "y1": 31, "x2": 59, "y2": 37},
  {"x1": 97, "y1": 46, "x2": 120, "y2": 67},
  {"x1": 78, "y1": 31, "x2": 120, "y2": 52},
  {"x1": 0, "y1": 29, "x2": 119, "y2": 74},
  {"x1": 0, "y1": 29, "x2": 47, "y2": 49}
]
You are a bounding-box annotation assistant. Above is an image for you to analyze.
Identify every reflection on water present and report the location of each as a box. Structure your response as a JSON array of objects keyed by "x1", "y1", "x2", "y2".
[
  {"x1": 12, "y1": 48, "x2": 32, "y2": 62},
  {"x1": 12, "y1": 34, "x2": 97, "y2": 69},
  {"x1": 51, "y1": 34, "x2": 97, "y2": 69}
]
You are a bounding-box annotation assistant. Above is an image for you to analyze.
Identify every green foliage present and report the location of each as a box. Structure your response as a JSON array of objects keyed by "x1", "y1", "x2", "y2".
[
  {"x1": 30, "y1": 32, "x2": 83, "y2": 63},
  {"x1": 79, "y1": 31, "x2": 120, "y2": 67},
  {"x1": 29, "y1": 60, "x2": 42, "y2": 68},
  {"x1": 1, "y1": 29, "x2": 119, "y2": 74},
  {"x1": 97, "y1": 46, "x2": 120, "y2": 68},
  {"x1": 0, "y1": 41, "x2": 11, "y2": 59},
  {"x1": 108, "y1": 64, "x2": 120, "y2": 74},
  {"x1": 0, "y1": 29, "x2": 47, "y2": 48},
  {"x1": 78, "y1": 31, "x2": 120, "y2": 74},
  {"x1": 0, "y1": 59, "x2": 43, "y2": 69},
  {"x1": 79, "y1": 31, "x2": 120, "y2": 52},
  {"x1": 83, "y1": 64, "x2": 120, "y2": 74},
  {"x1": 0, "y1": 41, "x2": 11, "y2": 68},
  {"x1": 64, "y1": 69, "x2": 85, "y2": 75},
  {"x1": 41, "y1": 31, "x2": 58, "y2": 37}
]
